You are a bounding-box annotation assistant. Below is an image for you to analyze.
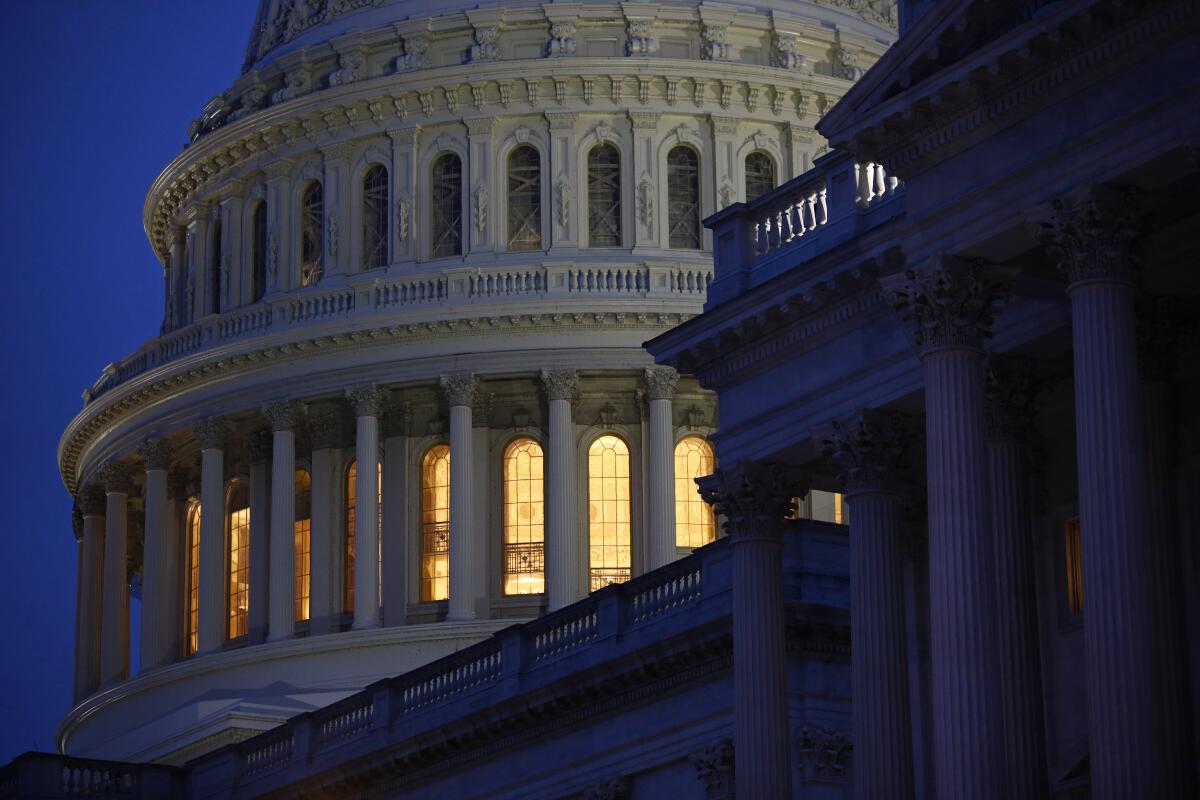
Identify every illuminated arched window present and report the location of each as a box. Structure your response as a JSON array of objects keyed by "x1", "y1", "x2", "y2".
[
  {"x1": 587, "y1": 144, "x2": 622, "y2": 247},
  {"x1": 227, "y1": 481, "x2": 250, "y2": 639},
  {"x1": 674, "y1": 436, "x2": 717, "y2": 548},
  {"x1": 507, "y1": 146, "x2": 542, "y2": 251},
  {"x1": 294, "y1": 469, "x2": 312, "y2": 621},
  {"x1": 667, "y1": 146, "x2": 701, "y2": 249},
  {"x1": 250, "y1": 201, "x2": 267, "y2": 302},
  {"x1": 421, "y1": 445, "x2": 451, "y2": 602},
  {"x1": 745, "y1": 151, "x2": 776, "y2": 202},
  {"x1": 503, "y1": 438, "x2": 544, "y2": 595},
  {"x1": 361, "y1": 165, "x2": 389, "y2": 270},
  {"x1": 343, "y1": 459, "x2": 381, "y2": 614},
  {"x1": 299, "y1": 181, "x2": 323, "y2": 286},
  {"x1": 209, "y1": 219, "x2": 222, "y2": 315},
  {"x1": 588, "y1": 435, "x2": 631, "y2": 590},
  {"x1": 185, "y1": 501, "x2": 201, "y2": 656},
  {"x1": 431, "y1": 153, "x2": 463, "y2": 258}
]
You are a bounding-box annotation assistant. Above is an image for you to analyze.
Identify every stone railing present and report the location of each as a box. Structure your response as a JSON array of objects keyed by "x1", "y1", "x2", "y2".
[
  {"x1": 83, "y1": 261, "x2": 712, "y2": 404},
  {"x1": 706, "y1": 150, "x2": 903, "y2": 306},
  {"x1": 0, "y1": 753, "x2": 181, "y2": 799}
]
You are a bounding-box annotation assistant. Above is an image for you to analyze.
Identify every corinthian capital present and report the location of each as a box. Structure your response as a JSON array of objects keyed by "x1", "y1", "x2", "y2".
[
  {"x1": 77, "y1": 484, "x2": 107, "y2": 516},
  {"x1": 696, "y1": 461, "x2": 805, "y2": 540},
  {"x1": 881, "y1": 254, "x2": 1008, "y2": 353},
  {"x1": 194, "y1": 417, "x2": 232, "y2": 450},
  {"x1": 138, "y1": 438, "x2": 174, "y2": 471},
  {"x1": 643, "y1": 366, "x2": 679, "y2": 401},
  {"x1": 99, "y1": 460, "x2": 134, "y2": 493},
  {"x1": 815, "y1": 409, "x2": 910, "y2": 495},
  {"x1": 262, "y1": 399, "x2": 303, "y2": 432},
  {"x1": 439, "y1": 373, "x2": 478, "y2": 408},
  {"x1": 345, "y1": 384, "x2": 386, "y2": 417},
  {"x1": 984, "y1": 355, "x2": 1043, "y2": 442},
  {"x1": 540, "y1": 368, "x2": 579, "y2": 402},
  {"x1": 1026, "y1": 183, "x2": 1143, "y2": 287},
  {"x1": 689, "y1": 738, "x2": 734, "y2": 799}
]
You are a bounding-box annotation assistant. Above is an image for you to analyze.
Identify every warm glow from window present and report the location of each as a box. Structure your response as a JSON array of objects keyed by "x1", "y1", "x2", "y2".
[
  {"x1": 588, "y1": 435, "x2": 631, "y2": 591},
  {"x1": 227, "y1": 483, "x2": 250, "y2": 639},
  {"x1": 674, "y1": 436, "x2": 716, "y2": 548},
  {"x1": 1065, "y1": 517, "x2": 1083, "y2": 614},
  {"x1": 344, "y1": 459, "x2": 381, "y2": 614},
  {"x1": 186, "y1": 502, "x2": 200, "y2": 656},
  {"x1": 804, "y1": 490, "x2": 847, "y2": 525},
  {"x1": 421, "y1": 445, "x2": 451, "y2": 602},
  {"x1": 294, "y1": 469, "x2": 312, "y2": 622},
  {"x1": 503, "y1": 438, "x2": 545, "y2": 595}
]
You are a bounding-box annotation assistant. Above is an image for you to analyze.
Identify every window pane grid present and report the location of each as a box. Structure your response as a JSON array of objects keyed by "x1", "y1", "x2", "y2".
[
  {"x1": 431, "y1": 154, "x2": 463, "y2": 258},
  {"x1": 421, "y1": 445, "x2": 451, "y2": 601},
  {"x1": 227, "y1": 493, "x2": 250, "y2": 640},
  {"x1": 186, "y1": 504, "x2": 200, "y2": 656},
  {"x1": 503, "y1": 438, "x2": 545, "y2": 595},
  {"x1": 745, "y1": 151, "x2": 776, "y2": 202},
  {"x1": 588, "y1": 145, "x2": 622, "y2": 247},
  {"x1": 667, "y1": 146, "x2": 701, "y2": 249},
  {"x1": 674, "y1": 436, "x2": 716, "y2": 548},
  {"x1": 294, "y1": 469, "x2": 312, "y2": 622},
  {"x1": 344, "y1": 460, "x2": 381, "y2": 614},
  {"x1": 507, "y1": 147, "x2": 542, "y2": 251},
  {"x1": 300, "y1": 182, "x2": 323, "y2": 286},
  {"x1": 588, "y1": 435, "x2": 631, "y2": 591},
  {"x1": 361, "y1": 166, "x2": 389, "y2": 270}
]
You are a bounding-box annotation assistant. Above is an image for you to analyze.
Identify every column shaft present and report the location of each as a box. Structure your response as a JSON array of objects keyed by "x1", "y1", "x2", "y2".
[
  {"x1": 100, "y1": 487, "x2": 129, "y2": 685},
  {"x1": 75, "y1": 510, "x2": 104, "y2": 700},
  {"x1": 247, "y1": 457, "x2": 271, "y2": 644},
  {"x1": 381, "y1": 432, "x2": 409, "y2": 626},
  {"x1": 198, "y1": 446, "x2": 226, "y2": 653},
  {"x1": 309, "y1": 446, "x2": 337, "y2": 635},
  {"x1": 268, "y1": 429, "x2": 296, "y2": 641},
  {"x1": 646, "y1": 396, "x2": 676, "y2": 569},
  {"x1": 141, "y1": 467, "x2": 170, "y2": 670},
  {"x1": 472, "y1": 423, "x2": 490, "y2": 615},
  {"x1": 448, "y1": 403, "x2": 475, "y2": 620},
  {"x1": 353, "y1": 413, "x2": 381, "y2": 629},
  {"x1": 546, "y1": 396, "x2": 577, "y2": 610}
]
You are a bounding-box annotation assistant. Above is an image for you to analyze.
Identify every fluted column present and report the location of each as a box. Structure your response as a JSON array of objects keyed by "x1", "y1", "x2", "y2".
[
  {"x1": 74, "y1": 485, "x2": 106, "y2": 700},
  {"x1": 984, "y1": 357, "x2": 1049, "y2": 798},
  {"x1": 381, "y1": 404, "x2": 412, "y2": 627},
  {"x1": 309, "y1": 407, "x2": 345, "y2": 635},
  {"x1": 245, "y1": 431, "x2": 272, "y2": 644},
  {"x1": 347, "y1": 385, "x2": 384, "y2": 629},
  {"x1": 195, "y1": 418, "x2": 231, "y2": 654},
  {"x1": 818, "y1": 411, "x2": 915, "y2": 800},
  {"x1": 698, "y1": 462, "x2": 803, "y2": 800},
  {"x1": 1030, "y1": 186, "x2": 1191, "y2": 798},
  {"x1": 645, "y1": 367, "x2": 679, "y2": 570},
  {"x1": 883, "y1": 255, "x2": 1008, "y2": 799},
  {"x1": 541, "y1": 369, "x2": 579, "y2": 610},
  {"x1": 138, "y1": 439, "x2": 173, "y2": 671},
  {"x1": 165, "y1": 468, "x2": 188, "y2": 658},
  {"x1": 472, "y1": 393, "x2": 491, "y2": 615},
  {"x1": 264, "y1": 401, "x2": 301, "y2": 642},
  {"x1": 441, "y1": 374, "x2": 477, "y2": 621},
  {"x1": 99, "y1": 461, "x2": 132, "y2": 686}
]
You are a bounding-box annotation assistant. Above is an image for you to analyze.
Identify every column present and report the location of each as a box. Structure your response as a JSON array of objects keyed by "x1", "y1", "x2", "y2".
[
  {"x1": 184, "y1": 206, "x2": 209, "y2": 324},
  {"x1": 194, "y1": 417, "x2": 231, "y2": 654},
  {"x1": 1030, "y1": 186, "x2": 1191, "y2": 798},
  {"x1": 99, "y1": 460, "x2": 132, "y2": 686},
  {"x1": 545, "y1": 112, "x2": 579, "y2": 250},
  {"x1": 322, "y1": 143, "x2": 354, "y2": 278},
  {"x1": 541, "y1": 369, "x2": 579, "y2": 610},
  {"x1": 709, "y1": 114, "x2": 740, "y2": 208},
  {"x1": 629, "y1": 110, "x2": 661, "y2": 250},
  {"x1": 263, "y1": 160, "x2": 294, "y2": 294},
  {"x1": 138, "y1": 439, "x2": 173, "y2": 671},
  {"x1": 381, "y1": 404, "x2": 412, "y2": 627},
  {"x1": 472, "y1": 392, "x2": 491, "y2": 615},
  {"x1": 74, "y1": 485, "x2": 106, "y2": 701},
  {"x1": 697, "y1": 462, "x2": 803, "y2": 799},
  {"x1": 166, "y1": 468, "x2": 188, "y2": 658},
  {"x1": 644, "y1": 367, "x2": 678, "y2": 570},
  {"x1": 984, "y1": 356, "x2": 1049, "y2": 798},
  {"x1": 246, "y1": 430, "x2": 272, "y2": 644},
  {"x1": 218, "y1": 183, "x2": 244, "y2": 310},
  {"x1": 441, "y1": 374, "x2": 477, "y2": 621},
  {"x1": 164, "y1": 227, "x2": 185, "y2": 331},
  {"x1": 388, "y1": 126, "x2": 421, "y2": 265},
  {"x1": 308, "y1": 406, "x2": 345, "y2": 635},
  {"x1": 882, "y1": 254, "x2": 1008, "y2": 799},
  {"x1": 819, "y1": 411, "x2": 915, "y2": 800},
  {"x1": 465, "y1": 118, "x2": 495, "y2": 255},
  {"x1": 264, "y1": 401, "x2": 301, "y2": 642},
  {"x1": 346, "y1": 385, "x2": 384, "y2": 629}
]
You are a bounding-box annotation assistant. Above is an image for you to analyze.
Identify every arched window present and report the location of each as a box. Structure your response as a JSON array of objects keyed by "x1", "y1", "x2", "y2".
[
  {"x1": 674, "y1": 436, "x2": 717, "y2": 548},
  {"x1": 251, "y1": 201, "x2": 267, "y2": 302},
  {"x1": 431, "y1": 153, "x2": 463, "y2": 258},
  {"x1": 185, "y1": 501, "x2": 201, "y2": 656},
  {"x1": 587, "y1": 144, "x2": 622, "y2": 247},
  {"x1": 299, "y1": 182, "x2": 323, "y2": 286},
  {"x1": 667, "y1": 146, "x2": 701, "y2": 249},
  {"x1": 745, "y1": 151, "x2": 776, "y2": 202},
  {"x1": 294, "y1": 469, "x2": 312, "y2": 622},
  {"x1": 587, "y1": 435, "x2": 631, "y2": 590},
  {"x1": 420, "y1": 445, "x2": 451, "y2": 602},
  {"x1": 343, "y1": 459, "x2": 381, "y2": 614},
  {"x1": 503, "y1": 438, "x2": 545, "y2": 595},
  {"x1": 227, "y1": 481, "x2": 250, "y2": 640},
  {"x1": 507, "y1": 146, "x2": 542, "y2": 251},
  {"x1": 361, "y1": 165, "x2": 389, "y2": 270},
  {"x1": 209, "y1": 219, "x2": 222, "y2": 315}
]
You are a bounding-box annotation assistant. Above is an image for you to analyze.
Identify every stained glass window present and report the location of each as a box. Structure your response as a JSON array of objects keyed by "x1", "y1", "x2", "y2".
[
  {"x1": 507, "y1": 146, "x2": 542, "y2": 251},
  {"x1": 421, "y1": 445, "x2": 451, "y2": 602},
  {"x1": 503, "y1": 438, "x2": 544, "y2": 595},
  {"x1": 294, "y1": 469, "x2": 312, "y2": 621},
  {"x1": 361, "y1": 166, "x2": 389, "y2": 270},
  {"x1": 431, "y1": 153, "x2": 463, "y2": 258},
  {"x1": 674, "y1": 436, "x2": 716, "y2": 548},
  {"x1": 667, "y1": 146, "x2": 701, "y2": 249},
  {"x1": 227, "y1": 481, "x2": 250, "y2": 639},
  {"x1": 587, "y1": 144, "x2": 622, "y2": 247},
  {"x1": 299, "y1": 181, "x2": 323, "y2": 286},
  {"x1": 588, "y1": 435, "x2": 631, "y2": 590},
  {"x1": 745, "y1": 151, "x2": 776, "y2": 202}
]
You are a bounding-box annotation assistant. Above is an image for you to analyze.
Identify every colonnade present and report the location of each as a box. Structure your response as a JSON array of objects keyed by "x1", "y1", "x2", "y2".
[{"x1": 71, "y1": 366, "x2": 689, "y2": 701}]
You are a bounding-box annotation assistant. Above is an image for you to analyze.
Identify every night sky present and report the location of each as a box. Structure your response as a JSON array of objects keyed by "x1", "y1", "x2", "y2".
[{"x1": 0, "y1": 1, "x2": 255, "y2": 762}]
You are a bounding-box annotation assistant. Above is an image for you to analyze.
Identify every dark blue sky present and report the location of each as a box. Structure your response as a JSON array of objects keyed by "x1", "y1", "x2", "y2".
[{"x1": 0, "y1": 1, "x2": 255, "y2": 762}]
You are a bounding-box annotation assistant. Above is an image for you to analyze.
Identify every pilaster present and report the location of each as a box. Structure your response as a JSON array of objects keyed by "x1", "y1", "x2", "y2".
[
  {"x1": 466, "y1": 118, "x2": 495, "y2": 255},
  {"x1": 644, "y1": 366, "x2": 678, "y2": 569},
  {"x1": 629, "y1": 110, "x2": 661, "y2": 250},
  {"x1": 263, "y1": 159, "x2": 294, "y2": 294},
  {"x1": 387, "y1": 126, "x2": 421, "y2": 265},
  {"x1": 545, "y1": 112, "x2": 579, "y2": 250},
  {"x1": 322, "y1": 143, "x2": 355, "y2": 278},
  {"x1": 441, "y1": 374, "x2": 478, "y2": 621}
]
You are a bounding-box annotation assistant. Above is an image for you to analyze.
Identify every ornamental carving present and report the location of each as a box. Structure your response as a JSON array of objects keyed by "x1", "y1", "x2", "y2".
[
  {"x1": 637, "y1": 179, "x2": 655, "y2": 229},
  {"x1": 832, "y1": 46, "x2": 864, "y2": 80},
  {"x1": 547, "y1": 22, "x2": 577, "y2": 57},
  {"x1": 1025, "y1": 183, "x2": 1143, "y2": 287},
  {"x1": 99, "y1": 460, "x2": 134, "y2": 493},
  {"x1": 583, "y1": 777, "x2": 628, "y2": 800},
  {"x1": 194, "y1": 417, "x2": 232, "y2": 450},
  {"x1": 701, "y1": 26, "x2": 731, "y2": 61},
  {"x1": 346, "y1": 384, "x2": 385, "y2": 416},
  {"x1": 813, "y1": 0, "x2": 897, "y2": 27},
  {"x1": 245, "y1": 428, "x2": 273, "y2": 463},
  {"x1": 309, "y1": 410, "x2": 349, "y2": 450},
  {"x1": 262, "y1": 399, "x2": 303, "y2": 431},
  {"x1": 229, "y1": 86, "x2": 266, "y2": 122},
  {"x1": 689, "y1": 738, "x2": 734, "y2": 800},
  {"x1": 328, "y1": 215, "x2": 339, "y2": 258},
  {"x1": 267, "y1": 232, "x2": 280, "y2": 280},
  {"x1": 596, "y1": 403, "x2": 621, "y2": 427},
  {"x1": 471, "y1": 26, "x2": 500, "y2": 62},
  {"x1": 984, "y1": 355, "x2": 1043, "y2": 442},
  {"x1": 816, "y1": 409, "x2": 910, "y2": 495},
  {"x1": 439, "y1": 374, "x2": 478, "y2": 407},
  {"x1": 540, "y1": 368, "x2": 578, "y2": 402},
  {"x1": 137, "y1": 438, "x2": 174, "y2": 471},
  {"x1": 696, "y1": 461, "x2": 805, "y2": 540},
  {"x1": 473, "y1": 184, "x2": 489, "y2": 237},
  {"x1": 555, "y1": 179, "x2": 571, "y2": 233},
  {"x1": 881, "y1": 254, "x2": 1008, "y2": 353},
  {"x1": 271, "y1": 68, "x2": 311, "y2": 105},
  {"x1": 626, "y1": 20, "x2": 658, "y2": 56},
  {"x1": 643, "y1": 366, "x2": 678, "y2": 401},
  {"x1": 328, "y1": 50, "x2": 366, "y2": 86},
  {"x1": 796, "y1": 724, "x2": 852, "y2": 782},
  {"x1": 396, "y1": 195, "x2": 411, "y2": 244},
  {"x1": 399, "y1": 35, "x2": 430, "y2": 71},
  {"x1": 772, "y1": 35, "x2": 804, "y2": 70},
  {"x1": 78, "y1": 484, "x2": 107, "y2": 516}
]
